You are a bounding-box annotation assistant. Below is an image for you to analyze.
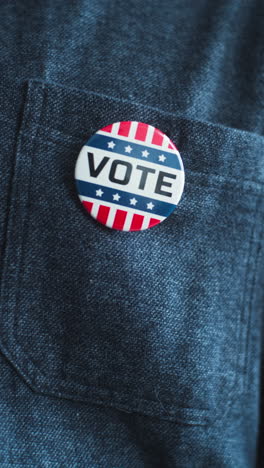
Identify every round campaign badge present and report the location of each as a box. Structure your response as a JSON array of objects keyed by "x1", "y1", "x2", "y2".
[{"x1": 75, "y1": 121, "x2": 185, "y2": 231}]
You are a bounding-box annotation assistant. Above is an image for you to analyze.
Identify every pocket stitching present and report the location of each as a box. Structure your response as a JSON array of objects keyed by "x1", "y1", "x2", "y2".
[
  {"x1": 6, "y1": 130, "x2": 253, "y2": 426},
  {"x1": 19, "y1": 128, "x2": 264, "y2": 193},
  {"x1": 0, "y1": 80, "x2": 259, "y2": 426}
]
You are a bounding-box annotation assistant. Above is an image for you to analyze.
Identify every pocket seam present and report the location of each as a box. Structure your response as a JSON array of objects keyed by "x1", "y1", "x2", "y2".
[
  {"x1": 20, "y1": 126, "x2": 264, "y2": 193},
  {"x1": 0, "y1": 80, "x2": 258, "y2": 427},
  {"x1": 0, "y1": 83, "x2": 212, "y2": 425}
]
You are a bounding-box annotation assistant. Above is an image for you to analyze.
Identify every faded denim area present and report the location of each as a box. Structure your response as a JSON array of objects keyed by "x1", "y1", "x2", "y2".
[{"x1": 0, "y1": 1, "x2": 263, "y2": 467}]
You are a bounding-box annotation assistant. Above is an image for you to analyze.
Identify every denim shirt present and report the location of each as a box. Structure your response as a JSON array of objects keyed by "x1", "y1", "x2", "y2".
[{"x1": 0, "y1": 1, "x2": 263, "y2": 467}]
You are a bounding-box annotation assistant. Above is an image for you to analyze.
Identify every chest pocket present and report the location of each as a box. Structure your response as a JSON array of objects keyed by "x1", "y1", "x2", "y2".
[{"x1": 0, "y1": 79, "x2": 263, "y2": 426}]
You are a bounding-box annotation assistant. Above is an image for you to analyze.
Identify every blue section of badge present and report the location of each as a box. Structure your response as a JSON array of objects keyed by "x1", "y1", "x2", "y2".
[
  {"x1": 75, "y1": 179, "x2": 176, "y2": 217},
  {"x1": 85, "y1": 134, "x2": 182, "y2": 171}
]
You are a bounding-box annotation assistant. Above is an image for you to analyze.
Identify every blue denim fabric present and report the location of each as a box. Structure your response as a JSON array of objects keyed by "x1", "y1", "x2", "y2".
[{"x1": 0, "y1": 1, "x2": 263, "y2": 467}]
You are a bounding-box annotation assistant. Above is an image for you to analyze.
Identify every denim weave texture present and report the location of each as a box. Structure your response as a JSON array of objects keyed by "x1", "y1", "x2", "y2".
[{"x1": 0, "y1": 1, "x2": 264, "y2": 467}]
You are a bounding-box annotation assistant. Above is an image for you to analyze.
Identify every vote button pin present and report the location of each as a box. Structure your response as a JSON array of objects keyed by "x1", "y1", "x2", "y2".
[{"x1": 74, "y1": 121, "x2": 185, "y2": 231}]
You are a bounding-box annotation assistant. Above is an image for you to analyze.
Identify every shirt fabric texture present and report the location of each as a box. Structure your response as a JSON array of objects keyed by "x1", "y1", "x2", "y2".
[{"x1": 0, "y1": 1, "x2": 264, "y2": 467}]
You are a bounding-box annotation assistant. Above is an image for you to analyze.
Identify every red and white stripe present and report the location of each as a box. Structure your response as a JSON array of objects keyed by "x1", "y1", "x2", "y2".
[
  {"x1": 99, "y1": 121, "x2": 180, "y2": 155},
  {"x1": 81, "y1": 198, "x2": 164, "y2": 232}
]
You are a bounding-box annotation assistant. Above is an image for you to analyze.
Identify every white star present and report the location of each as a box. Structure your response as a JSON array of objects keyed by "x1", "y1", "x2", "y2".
[
  {"x1": 113, "y1": 193, "x2": 121, "y2": 201},
  {"x1": 125, "y1": 145, "x2": 133, "y2": 153},
  {"x1": 107, "y1": 140, "x2": 116, "y2": 149},
  {"x1": 158, "y1": 154, "x2": 166, "y2": 162},
  {"x1": 147, "y1": 202, "x2": 154, "y2": 210},
  {"x1": 96, "y1": 188, "x2": 104, "y2": 197},
  {"x1": 130, "y1": 197, "x2": 138, "y2": 206},
  {"x1": 142, "y1": 150, "x2": 149, "y2": 158}
]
